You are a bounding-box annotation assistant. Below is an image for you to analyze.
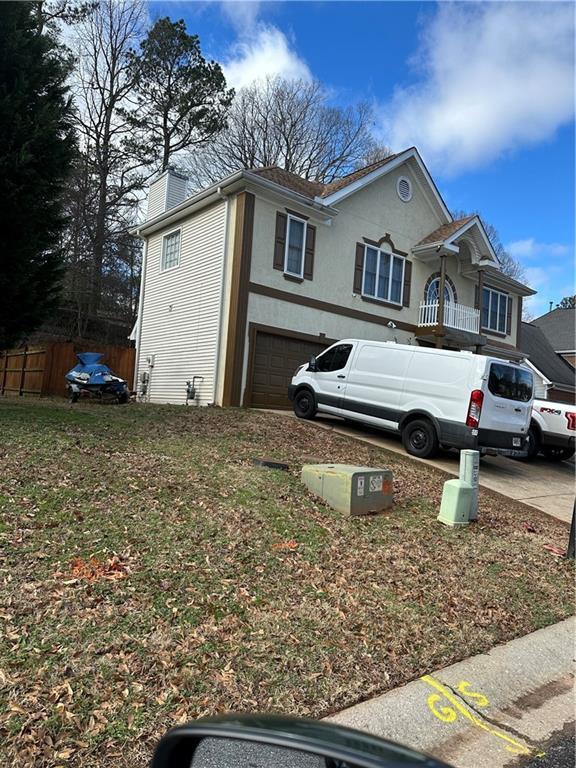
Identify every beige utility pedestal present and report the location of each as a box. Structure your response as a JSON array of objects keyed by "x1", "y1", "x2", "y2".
[{"x1": 301, "y1": 464, "x2": 393, "y2": 515}]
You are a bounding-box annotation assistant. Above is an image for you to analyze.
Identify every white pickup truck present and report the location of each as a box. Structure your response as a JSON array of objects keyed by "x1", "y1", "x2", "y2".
[{"x1": 523, "y1": 399, "x2": 576, "y2": 461}]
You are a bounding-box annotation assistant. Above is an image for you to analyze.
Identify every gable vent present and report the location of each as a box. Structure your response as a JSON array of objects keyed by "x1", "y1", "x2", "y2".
[{"x1": 397, "y1": 176, "x2": 412, "y2": 202}]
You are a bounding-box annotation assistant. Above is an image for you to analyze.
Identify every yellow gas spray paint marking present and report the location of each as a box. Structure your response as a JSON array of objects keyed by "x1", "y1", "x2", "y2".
[{"x1": 421, "y1": 675, "x2": 538, "y2": 756}]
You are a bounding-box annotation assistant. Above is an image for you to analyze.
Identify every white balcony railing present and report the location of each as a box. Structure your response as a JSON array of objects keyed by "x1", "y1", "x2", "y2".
[{"x1": 418, "y1": 300, "x2": 480, "y2": 333}]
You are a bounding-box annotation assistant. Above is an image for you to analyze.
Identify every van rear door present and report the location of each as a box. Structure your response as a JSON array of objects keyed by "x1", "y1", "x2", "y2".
[{"x1": 480, "y1": 362, "x2": 533, "y2": 443}]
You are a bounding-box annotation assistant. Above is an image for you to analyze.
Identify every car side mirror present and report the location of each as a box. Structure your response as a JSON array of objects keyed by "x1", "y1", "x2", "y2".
[
  {"x1": 308, "y1": 356, "x2": 317, "y2": 372},
  {"x1": 151, "y1": 714, "x2": 452, "y2": 768}
]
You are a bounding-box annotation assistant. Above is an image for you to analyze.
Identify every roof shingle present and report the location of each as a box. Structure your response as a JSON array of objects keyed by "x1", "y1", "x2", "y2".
[
  {"x1": 416, "y1": 216, "x2": 476, "y2": 247},
  {"x1": 249, "y1": 153, "x2": 400, "y2": 200}
]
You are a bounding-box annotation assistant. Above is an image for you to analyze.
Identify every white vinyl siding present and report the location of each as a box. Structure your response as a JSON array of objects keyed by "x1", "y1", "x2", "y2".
[
  {"x1": 161, "y1": 230, "x2": 181, "y2": 271},
  {"x1": 362, "y1": 246, "x2": 404, "y2": 304},
  {"x1": 137, "y1": 201, "x2": 226, "y2": 405}
]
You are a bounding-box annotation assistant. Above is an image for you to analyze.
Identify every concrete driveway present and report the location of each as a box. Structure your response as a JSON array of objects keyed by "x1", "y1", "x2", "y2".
[{"x1": 271, "y1": 411, "x2": 575, "y2": 524}]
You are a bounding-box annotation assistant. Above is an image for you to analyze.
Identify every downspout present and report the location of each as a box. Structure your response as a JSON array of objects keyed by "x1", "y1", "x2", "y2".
[
  {"x1": 212, "y1": 187, "x2": 230, "y2": 405},
  {"x1": 133, "y1": 236, "x2": 148, "y2": 392}
]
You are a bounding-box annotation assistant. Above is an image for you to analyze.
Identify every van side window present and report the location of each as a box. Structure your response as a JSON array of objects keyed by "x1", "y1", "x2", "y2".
[
  {"x1": 316, "y1": 344, "x2": 353, "y2": 372},
  {"x1": 488, "y1": 363, "x2": 533, "y2": 402}
]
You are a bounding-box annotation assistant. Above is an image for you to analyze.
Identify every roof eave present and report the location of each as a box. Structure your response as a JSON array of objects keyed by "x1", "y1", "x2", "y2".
[
  {"x1": 131, "y1": 170, "x2": 338, "y2": 237},
  {"x1": 481, "y1": 267, "x2": 536, "y2": 297},
  {"x1": 317, "y1": 147, "x2": 452, "y2": 221}
]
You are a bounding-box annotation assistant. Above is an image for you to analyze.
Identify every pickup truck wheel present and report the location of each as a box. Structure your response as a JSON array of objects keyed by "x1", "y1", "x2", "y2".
[
  {"x1": 293, "y1": 389, "x2": 317, "y2": 420},
  {"x1": 542, "y1": 446, "x2": 575, "y2": 462},
  {"x1": 402, "y1": 419, "x2": 439, "y2": 459}
]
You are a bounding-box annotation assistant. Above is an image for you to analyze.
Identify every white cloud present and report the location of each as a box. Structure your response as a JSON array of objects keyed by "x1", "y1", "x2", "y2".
[
  {"x1": 506, "y1": 239, "x2": 570, "y2": 259},
  {"x1": 522, "y1": 263, "x2": 574, "y2": 318},
  {"x1": 381, "y1": 3, "x2": 575, "y2": 174},
  {"x1": 220, "y1": 1, "x2": 262, "y2": 34},
  {"x1": 223, "y1": 25, "x2": 312, "y2": 90}
]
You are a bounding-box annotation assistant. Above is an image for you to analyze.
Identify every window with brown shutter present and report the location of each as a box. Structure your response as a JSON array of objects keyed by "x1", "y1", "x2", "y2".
[
  {"x1": 355, "y1": 243, "x2": 407, "y2": 306},
  {"x1": 275, "y1": 212, "x2": 311, "y2": 279},
  {"x1": 274, "y1": 212, "x2": 287, "y2": 270},
  {"x1": 506, "y1": 296, "x2": 513, "y2": 335},
  {"x1": 303, "y1": 224, "x2": 315, "y2": 280},
  {"x1": 402, "y1": 261, "x2": 412, "y2": 307},
  {"x1": 354, "y1": 243, "x2": 364, "y2": 293}
]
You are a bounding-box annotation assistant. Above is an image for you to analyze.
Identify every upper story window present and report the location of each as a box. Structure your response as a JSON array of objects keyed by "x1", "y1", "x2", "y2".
[
  {"x1": 362, "y1": 245, "x2": 405, "y2": 305},
  {"x1": 482, "y1": 287, "x2": 509, "y2": 334},
  {"x1": 161, "y1": 230, "x2": 181, "y2": 271},
  {"x1": 426, "y1": 276, "x2": 455, "y2": 305},
  {"x1": 274, "y1": 211, "x2": 316, "y2": 281},
  {"x1": 284, "y1": 215, "x2": 307, "y2": 277}
]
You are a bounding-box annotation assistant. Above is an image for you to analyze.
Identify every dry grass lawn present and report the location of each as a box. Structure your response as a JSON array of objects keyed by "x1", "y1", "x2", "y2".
[{"x1": 0, "y1": 398, "x2": 573, "y2": 767}]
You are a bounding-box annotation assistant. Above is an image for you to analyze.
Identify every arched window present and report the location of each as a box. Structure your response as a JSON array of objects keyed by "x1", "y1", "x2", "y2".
[{"x1": 426, "y1": 276, "x2": 455, "y2": 304}]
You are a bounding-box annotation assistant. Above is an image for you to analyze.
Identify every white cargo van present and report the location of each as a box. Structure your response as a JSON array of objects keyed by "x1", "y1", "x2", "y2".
[{"x1": 288, "y1": 339, "x2": 534, "y2": 459}]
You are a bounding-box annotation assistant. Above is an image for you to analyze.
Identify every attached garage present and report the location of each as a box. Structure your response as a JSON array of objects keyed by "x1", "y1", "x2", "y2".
[{"x1": 246, "y1": 327, "x2": 331, "y2": 408}]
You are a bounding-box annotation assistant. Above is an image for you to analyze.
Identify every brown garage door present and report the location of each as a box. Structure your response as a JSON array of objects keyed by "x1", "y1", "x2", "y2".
[{"x1": 249, "y1": 332, "x2": 329, "y2": 409}]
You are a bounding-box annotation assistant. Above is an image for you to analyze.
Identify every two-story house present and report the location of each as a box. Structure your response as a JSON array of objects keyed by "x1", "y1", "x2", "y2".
[{"x1": 132, "y1": 147, "x2": 535, "y2": 407}]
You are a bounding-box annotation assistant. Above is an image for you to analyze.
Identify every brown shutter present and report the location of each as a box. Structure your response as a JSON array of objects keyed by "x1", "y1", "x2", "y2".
[
  {"x1": 354, "y1": 243, "x2": 365, "y2": 293},
  {"x1": 303, "y1": 224, "x2": 315, "y2": 280},
  {"x1": 506, "y1": 295, "x2": 513, "y2": 335},
  {"x1": 274, "y1": 212, "x2": 287, "y2": 270},
  {"x1": 402, "y1": 260, "x2": 412, "y2": 307}
]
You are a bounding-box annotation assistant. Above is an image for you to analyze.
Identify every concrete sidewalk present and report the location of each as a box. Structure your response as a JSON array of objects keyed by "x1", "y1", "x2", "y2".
[{"x1": 326, "y1": 618, "x2": 575, "y2": 768}]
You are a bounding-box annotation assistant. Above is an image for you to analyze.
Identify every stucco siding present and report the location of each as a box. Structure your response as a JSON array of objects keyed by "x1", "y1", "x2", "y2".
[
  {"x1": 249, "y1": 166, "x2": 448, "y2": 330},
  {"x1": 137, "y1": 200, "x2": 227, "y2": 405}
]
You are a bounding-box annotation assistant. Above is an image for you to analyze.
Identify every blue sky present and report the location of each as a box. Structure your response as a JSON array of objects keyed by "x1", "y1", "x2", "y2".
[{"x1": 151, "y1": 1, "x2": 574, "y2": 317}]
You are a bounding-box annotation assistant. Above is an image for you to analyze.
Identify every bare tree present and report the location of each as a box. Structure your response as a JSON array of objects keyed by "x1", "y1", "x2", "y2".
[
  {"x1": 72, "y1": 0, "x2": 146, "y2": 316},
  {"x1": 452, "y1": 209, "x2": 526, "y2": 283},
  {"x1": 185, "y1": 76, "x2": 390, "y2": 188}
]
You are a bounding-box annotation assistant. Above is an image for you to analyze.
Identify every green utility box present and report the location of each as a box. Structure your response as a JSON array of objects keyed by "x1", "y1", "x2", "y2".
[
  {"x1": 437, "y1": 479, "x2": 472, "y2": 527},
  {"x1": 301, "y1": 464, "x2": 393, "y2": 516}
]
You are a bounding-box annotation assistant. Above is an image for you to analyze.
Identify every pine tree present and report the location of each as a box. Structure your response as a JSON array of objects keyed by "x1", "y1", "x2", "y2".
[
  {"x1": 0, "y1": 2, "x2": 76, "y2": 348},
  {"x1": 123, "y1": 17, "x2": 233, "y2": 172}
]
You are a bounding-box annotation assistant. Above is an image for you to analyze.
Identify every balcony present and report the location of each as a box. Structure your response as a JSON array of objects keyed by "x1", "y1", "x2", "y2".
[{"x1": 418, "y1": 300, "x2": 480, "y2": 333}]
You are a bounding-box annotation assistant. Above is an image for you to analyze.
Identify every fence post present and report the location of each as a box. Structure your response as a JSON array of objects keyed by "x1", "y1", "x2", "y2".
[
  {"x1": 18, "y1": 346, "x2": 27, "y2": 397},
  {"x1": 0, "y1": 351, "x2": 6, "y2": 396}
]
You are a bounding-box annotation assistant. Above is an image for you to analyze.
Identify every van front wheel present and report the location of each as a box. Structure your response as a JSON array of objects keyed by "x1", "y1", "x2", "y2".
[
  {"x1": 402, "y1": 419, "x2": 439, "y2": 459},
  {"x1": 293, "y1": 389, "x2": 317, "y2": 420}
]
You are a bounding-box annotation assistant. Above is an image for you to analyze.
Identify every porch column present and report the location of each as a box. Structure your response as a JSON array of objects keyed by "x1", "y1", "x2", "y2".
[
  {"x1": 477, "y1": 268, "x2": 484, "y2": 324},
  {"x1": 436, "y1": 254, "x2": 447, "y2": 348},
  {"x1": 474, "y1": 269, "x2": 484, "y2": 353}
]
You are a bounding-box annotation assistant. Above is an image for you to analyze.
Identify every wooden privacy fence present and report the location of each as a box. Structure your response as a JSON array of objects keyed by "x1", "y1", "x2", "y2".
[{"x1": 0, "y1": 343, "x2": 135, "y2": 398}]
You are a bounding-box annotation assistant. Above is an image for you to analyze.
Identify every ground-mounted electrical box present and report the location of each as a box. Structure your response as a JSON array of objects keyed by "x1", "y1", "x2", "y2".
[{"x1": 301, "y1": 464, "x2": 393, "y2": 515}]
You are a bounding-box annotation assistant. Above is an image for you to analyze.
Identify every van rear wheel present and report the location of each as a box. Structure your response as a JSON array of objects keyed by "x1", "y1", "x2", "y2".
[
  {"x1": 293, "y1": 389, "x2": 317, "y2": 420},
  {"x1": 402, "y1": 419, "x2": 439, "y2": 459},
  {"x1": 516, "y1": 425, "x2": 539, "y2": 461}
]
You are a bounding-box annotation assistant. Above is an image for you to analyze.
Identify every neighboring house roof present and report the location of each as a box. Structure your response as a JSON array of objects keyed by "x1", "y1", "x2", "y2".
[
  {"x1": 415, "y1": 216, "x2": 476, "y2": 246},
  {"x1": 520, "y1": 322, "x2": 575, "y2": 387},
  {"x1": 532, "y1": 307, "x2": 575, "y2": 352},
  {"x1": 250, "y1": 153, "x2": 400, "y2": 200}
]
